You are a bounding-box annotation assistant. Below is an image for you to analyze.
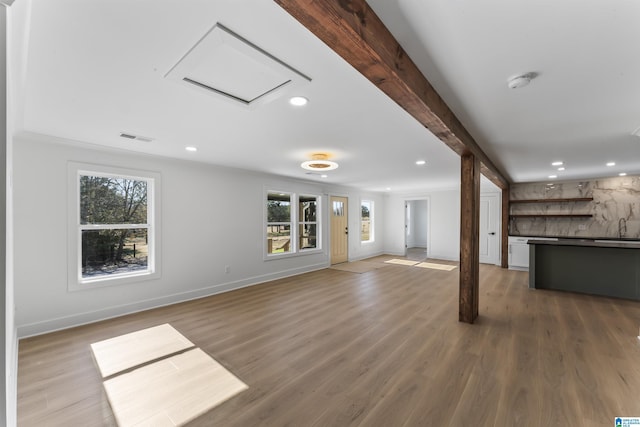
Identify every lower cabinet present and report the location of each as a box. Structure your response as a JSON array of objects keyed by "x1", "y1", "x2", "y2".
[{"x1": 508, "y1": 236, "x2": 530, "y2": 270}]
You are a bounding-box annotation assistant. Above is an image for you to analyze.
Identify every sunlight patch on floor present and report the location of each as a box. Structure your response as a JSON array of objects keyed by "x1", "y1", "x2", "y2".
[
  {"x1": 415, "y1": 262, "x2": 457, "y2": 271},
  {"x1": 91, "y1": 324, "x2": 247, "y2": 426},
  {"x1": 384, "y1": 259, "x2": 420, "y2": 266}
]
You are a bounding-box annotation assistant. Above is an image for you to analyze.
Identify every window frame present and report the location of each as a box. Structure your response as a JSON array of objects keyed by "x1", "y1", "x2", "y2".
[
  {"x1": 361, "y1": 199, "x2": 374, "y2": 243},
  {"x1": 266, "y1": 191, "x2": 294, "y2": 256},
  {"x1": 264, "y1": 189, "x2": 322, "y2": 260},
  {"x1": 67, "y1": 162, "x2": 161, "y2": 291},
  {"x1": 298, "y1": 194, "x2": 319, "y2": 252}
]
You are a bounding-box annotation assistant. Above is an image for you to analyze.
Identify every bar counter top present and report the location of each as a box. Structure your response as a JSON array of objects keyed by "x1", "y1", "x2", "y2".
[
  {"x1": 528, "y1": 239, "x2": 640, "y2": 300},
  {"x1": 527, "y1": 239, "x2": 640, "y2": 250}
]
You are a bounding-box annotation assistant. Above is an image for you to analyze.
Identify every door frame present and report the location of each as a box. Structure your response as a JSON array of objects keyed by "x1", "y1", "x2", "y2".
[
  {"x1": 479, "y1": 192, "x2": 500, "y2": 265},
  {"x1": 329, "y1": 195, "x2": 349, "y2": 264},
  {"x1": 403, "y1": 197, "x2": 431, "y2": 258}
]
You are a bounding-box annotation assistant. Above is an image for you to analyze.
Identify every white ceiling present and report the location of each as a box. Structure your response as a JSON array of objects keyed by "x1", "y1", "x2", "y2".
[{"x1": 14, "y1": 0, "x2": 640, "y2": 193}]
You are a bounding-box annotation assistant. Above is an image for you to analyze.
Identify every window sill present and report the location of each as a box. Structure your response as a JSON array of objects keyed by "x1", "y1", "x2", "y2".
[
  {"x1": 68, "y1": 270, "x2": 160, "y2": 292},
  {"x1": 264, "y1": 248, "x2": 324, "y2": 261}
]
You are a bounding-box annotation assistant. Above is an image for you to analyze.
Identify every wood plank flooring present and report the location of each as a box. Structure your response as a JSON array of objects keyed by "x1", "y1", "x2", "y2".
[{"x1": 17, "y1": 255, "x2": 640, "y2": 426}]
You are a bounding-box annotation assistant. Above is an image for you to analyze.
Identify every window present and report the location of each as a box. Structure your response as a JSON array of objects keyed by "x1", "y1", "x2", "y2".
[
  {"x1": 299, "y1": 195, "x2": 317, "y2": 250},
  {"x1": 267, "y1": 192, "x2": 292, "y2": 255},
  {"x1": 68, "y1": 163, "x2": 160, "y2": 289},
  {"x1": 361, "y1": 200, "x2": 374, "y2": 242},
  {"x1": 333, "y1": 200, "x2": 344, "y2": 216},
  {"x1": 266, "y1": 190, "x2": 320, "y2": 257}
]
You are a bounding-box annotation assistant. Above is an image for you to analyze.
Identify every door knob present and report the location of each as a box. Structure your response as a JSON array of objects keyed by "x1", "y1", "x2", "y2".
[{"x1": 489, "y1": 232, "x2": 496, "y2": 235}]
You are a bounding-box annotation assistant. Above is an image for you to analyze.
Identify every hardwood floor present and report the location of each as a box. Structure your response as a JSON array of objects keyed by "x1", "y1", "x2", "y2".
[{"x1": 17, "y1": 255, "x2": 640, "y2": 426}]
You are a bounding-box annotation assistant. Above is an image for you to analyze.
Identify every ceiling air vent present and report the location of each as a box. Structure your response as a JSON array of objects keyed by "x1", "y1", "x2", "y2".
[
  {"x1": 164, "y1": 23, "x2": 311, "y2": 108},
  {"x1": 120, "y1": 133, "x2": 154, "y2": 143}
]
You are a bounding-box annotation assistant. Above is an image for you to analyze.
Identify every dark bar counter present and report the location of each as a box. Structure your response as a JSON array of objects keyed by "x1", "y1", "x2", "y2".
[{"x1": 528, "y1": 239, "x2": 640, "y2": 300}]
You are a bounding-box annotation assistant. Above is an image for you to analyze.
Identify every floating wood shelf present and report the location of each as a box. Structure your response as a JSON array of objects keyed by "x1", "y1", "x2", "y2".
[
  {"x1": 509, "y1": 197, "x2": 593, "y2": 204},
  {"x1": 510, "y1": 214, "x2": 593, "y2": 218}
]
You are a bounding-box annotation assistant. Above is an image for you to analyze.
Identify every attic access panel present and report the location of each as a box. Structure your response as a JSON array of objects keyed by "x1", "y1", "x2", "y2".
[{"x1": 165, "y1": 23, "x2": 311, "y2": 107}]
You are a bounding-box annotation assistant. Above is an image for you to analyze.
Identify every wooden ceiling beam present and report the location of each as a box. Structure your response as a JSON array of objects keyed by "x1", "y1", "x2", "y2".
[{"x1": 274, "y1": 0, "x2": 509, "y2": 189}]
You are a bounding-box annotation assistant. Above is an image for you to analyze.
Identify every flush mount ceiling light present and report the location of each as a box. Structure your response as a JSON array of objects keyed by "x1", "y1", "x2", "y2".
[
  {"x1": 551, "y1": 161, "x2": 563, "y2": 166},
  {"x1": 507, "y1": 72, "x2": 537, "y2": 89},
  {"x1": 289, "y1": 96, "x2": 308, "y2": 106},
  {"x1": 558, "y1": 167, "x2": 565, "y2": 171},
  {"x1": 301, "y1": 153, "x2": 338, "y2": 171},
  {"x1": 606, "y1": 162, "x2": 616, "y2": 167},
  {"x1": 548, "y1": 175, "x2": 557, "y2": 179},
  {"x1": 185, "y1": 146, "x2": 198, "y2": 152},
  {"x1": 415, "y1": 160, "x2": 426, "y2": 165}
]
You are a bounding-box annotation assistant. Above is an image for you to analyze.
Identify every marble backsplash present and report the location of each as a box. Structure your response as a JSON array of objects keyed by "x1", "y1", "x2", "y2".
[{"x1": 510, "y1": 176, "x2": 640, "y2": 240}]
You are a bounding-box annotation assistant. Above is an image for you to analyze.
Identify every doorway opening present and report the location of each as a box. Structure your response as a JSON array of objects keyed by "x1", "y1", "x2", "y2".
[{"x1": 405, "y1": 199, "x2": 429, "y2": 261}]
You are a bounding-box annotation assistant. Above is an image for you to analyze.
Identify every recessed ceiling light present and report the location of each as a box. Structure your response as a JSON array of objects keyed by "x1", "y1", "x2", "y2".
[
  {"x1": 548, "y1": 175, "x2": 557, "y2": 179},
  {"x1": 289, "y1": 96, "x2": 308, "y2": 106},
  {"x1": 606, "y1": 162, "x2": 615, "y2": 167},
  {"x1": 619, "y1": 172, "x2": 627, "y2": 176},
  {"x1": 415, "y1": 160, "x2": 426, "y2": 165},
  {"x1": 557, "y1": 167, "x2": 565, "y2": 171},
  {"x1": 185, "y1": 146, "x2": 197, "y2": 152},
  {"x1": 551, "y1": 161, "x2": 563, "y2": 166}
]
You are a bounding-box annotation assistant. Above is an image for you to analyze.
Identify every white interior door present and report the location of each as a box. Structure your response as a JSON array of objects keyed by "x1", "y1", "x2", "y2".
[{"x1": 479, "y1": 194, "x2": 499, "y2": 264}]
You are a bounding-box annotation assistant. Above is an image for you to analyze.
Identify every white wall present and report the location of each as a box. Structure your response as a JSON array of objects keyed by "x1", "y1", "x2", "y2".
[
  {"x1": 0, "y1": 6, "x2": 8, "y2": 425},
  {"x1": 13, "y1": 136, "x2": 385, "y2": 337},
  {"x1": 1, "y1": 4, "x2": 18, "y2": 425},
  {"x1": 385, "y1": 190, "x2": 460, "y2": 261}
]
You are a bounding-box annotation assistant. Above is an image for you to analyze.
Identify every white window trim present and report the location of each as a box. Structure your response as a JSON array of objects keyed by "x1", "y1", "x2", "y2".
[
  {"x1": 265, "y1": 190, "x2": 294, "y2": 256},
  {"x1": 67, "y1": 162, "x2": 162, "y2": 291},
  {"x1": 264, "y1": 189, "x2": 322, "y2": 260},
  {"x1": 361, "y1": 199, "x2": 374, "y2": 244}
]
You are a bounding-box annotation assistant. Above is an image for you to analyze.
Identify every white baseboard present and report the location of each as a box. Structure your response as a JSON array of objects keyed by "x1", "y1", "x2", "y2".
[
  {"x1": 428, "y1": 253, "x2": 459, "y2": 262},
  {"x1": 349, "y1": 251, "x2": 386, "y2": 262},
  {"x1": 383, "y1": 250, "x2": 406, "y2": 257},
  {"x1": 17, "y1": 262, "x2": 328, "y2": 338}
]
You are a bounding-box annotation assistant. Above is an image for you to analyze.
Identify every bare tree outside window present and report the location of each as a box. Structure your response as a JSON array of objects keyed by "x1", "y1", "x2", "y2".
[
  {"x1": 80, "y1": 175, "x2": 149, "y2": 278},
  {"x1": 361, "y1": 200, "x2": 373, "y2": 242}
]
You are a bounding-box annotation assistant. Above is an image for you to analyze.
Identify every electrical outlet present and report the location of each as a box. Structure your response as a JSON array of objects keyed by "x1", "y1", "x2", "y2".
[{"x1": 225, "y1": 265, "x2": 230, "y2": 274}]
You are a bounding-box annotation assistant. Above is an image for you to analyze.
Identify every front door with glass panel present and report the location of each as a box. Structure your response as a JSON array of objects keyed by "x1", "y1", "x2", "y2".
[{"x1": 330, "y1": 196, "x2": 348, "y2": 264}]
